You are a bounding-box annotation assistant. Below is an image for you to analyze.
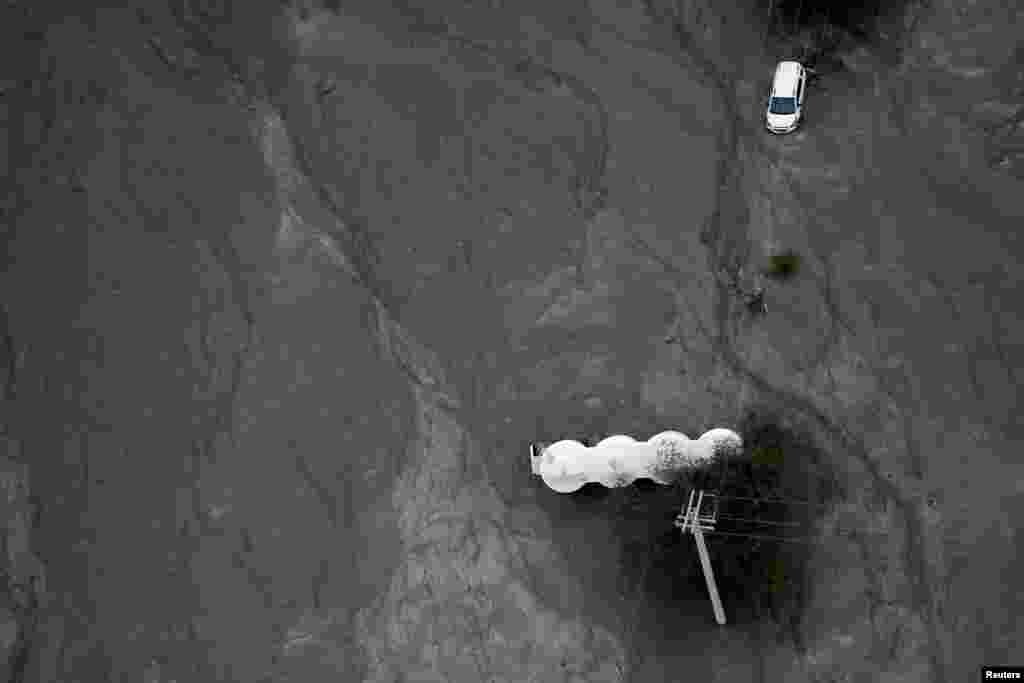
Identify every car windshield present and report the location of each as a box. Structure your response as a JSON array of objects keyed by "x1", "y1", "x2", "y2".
[{"x1": 769, "y1": 97, "x2": 797, "y2": 115}]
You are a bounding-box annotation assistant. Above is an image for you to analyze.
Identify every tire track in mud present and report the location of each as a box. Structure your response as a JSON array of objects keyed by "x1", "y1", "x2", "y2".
[{"x1": 655, "y1": 4, "x2": 948, "y2": 681}]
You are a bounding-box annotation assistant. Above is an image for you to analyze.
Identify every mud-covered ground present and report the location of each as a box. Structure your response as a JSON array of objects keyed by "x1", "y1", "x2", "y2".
[{"x1": 2, "y1": 1, "x2": 1022, "y2": 682}]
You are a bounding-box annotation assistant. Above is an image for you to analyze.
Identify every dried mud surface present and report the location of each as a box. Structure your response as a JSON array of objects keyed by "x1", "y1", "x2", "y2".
[{"x1": 1, "y1": 1, "x2": 1022, "y2": 682}]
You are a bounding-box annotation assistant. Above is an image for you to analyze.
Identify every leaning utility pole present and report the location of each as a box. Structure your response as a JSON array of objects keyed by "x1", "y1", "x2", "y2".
[
  {"x1": 675, "y1": 489, "x2": 726, "y2": 625},
  {"x1": 528, "y1": 431, "x2": 857, "y2": 626}
]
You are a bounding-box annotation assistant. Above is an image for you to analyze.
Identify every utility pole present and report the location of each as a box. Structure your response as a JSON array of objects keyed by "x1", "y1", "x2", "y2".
[{"x1": 675, "y1": 489, "x2": 726, "y2": 625}]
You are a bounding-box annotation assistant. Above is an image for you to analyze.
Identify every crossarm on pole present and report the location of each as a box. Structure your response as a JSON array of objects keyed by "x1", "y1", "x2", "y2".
[{"x1": 675, "y1": 489, "x2": 726, "y2": 625}]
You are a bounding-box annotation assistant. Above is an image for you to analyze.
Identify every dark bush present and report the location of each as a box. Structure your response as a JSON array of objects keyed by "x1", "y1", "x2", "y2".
[{"x1": 763, "y1": 249, "x2": 801, "y2": 281}]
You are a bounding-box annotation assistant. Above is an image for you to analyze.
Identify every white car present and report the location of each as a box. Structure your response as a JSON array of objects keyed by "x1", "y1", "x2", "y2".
[{"x1": 765, "y1": 61, "x2": 807, "y2": 134}]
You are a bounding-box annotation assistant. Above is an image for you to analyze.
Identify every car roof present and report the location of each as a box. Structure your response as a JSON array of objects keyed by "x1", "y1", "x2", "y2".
[{"x1": 772, "y1": 61, "x2": 802, "y2": 96}]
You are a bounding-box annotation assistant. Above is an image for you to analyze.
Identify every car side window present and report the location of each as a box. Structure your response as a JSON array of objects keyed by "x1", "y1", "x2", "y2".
[{"x1": 796, "y1": 79, "x2": 803, "y2": 103}]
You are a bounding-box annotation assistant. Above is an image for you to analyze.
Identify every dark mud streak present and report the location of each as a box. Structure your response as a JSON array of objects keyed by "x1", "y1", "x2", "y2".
[
  {"x1": 3, "y1": 563, "x2": 38, "y2": 683},
  {"x1": 0, "y1": 305, "x2": 16, "y2": 406},
  {"x1": 661, "y1": 2, "x2": 946, "y2": 680},
  {"x1": 198, "y1": 239, "x2": 253, "y2": 458},
  {"x1": 33, "y1": 58, "x2": 60, "y2": 159},
  {"x1": 234, "y1": 527, "x2": 276, "y2": 611},
  {"x1": 294, "y1": 453, "x2": 339, "y2": 530},
  {"x1": 901, "y1": 403, "x2": 924, "y2": 482},
  {"x1": 988, "y1": 309, "x2": 1016, "y2": 389},
  {"x1": 7, "y1": 626, "x2": 33, "y2": 683}
]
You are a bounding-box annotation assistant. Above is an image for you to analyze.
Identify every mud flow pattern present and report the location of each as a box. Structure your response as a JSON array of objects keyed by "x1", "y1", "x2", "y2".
[{"x1": 557, "y1": 412, "x2": 843, "y2": 636}]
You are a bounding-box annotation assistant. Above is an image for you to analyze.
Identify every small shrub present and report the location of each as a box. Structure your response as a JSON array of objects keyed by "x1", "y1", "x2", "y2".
[
  {"x1": 764, "y1": 249, "x2": 801, "y2": 281},
  {"x1": 751, "y1": 445, "x2": 785, "y2": 465}
]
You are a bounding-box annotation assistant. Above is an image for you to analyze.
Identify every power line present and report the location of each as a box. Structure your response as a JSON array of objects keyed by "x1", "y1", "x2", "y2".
[
  {"x1": 703, "y1": 528, "x2": 817, "y2": 544},
  {"x1": 704, "y1": 525, "x2": 890, "y2": 544},
  {"x1": 709, "y1": 493, "x2": 835, "y2": 508},
  {"x1": 670, "y1": 487, "x2": 888, "y2": 625},
  {"x1": 692, "y1": 521, "x2": 890, "y2": 544},
  {"x1": 675, "y1": 491, "x2": 889, "y2": 544},
  {"x1": 713, "y1": 513, "x2": 807, "y2": 528}
]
